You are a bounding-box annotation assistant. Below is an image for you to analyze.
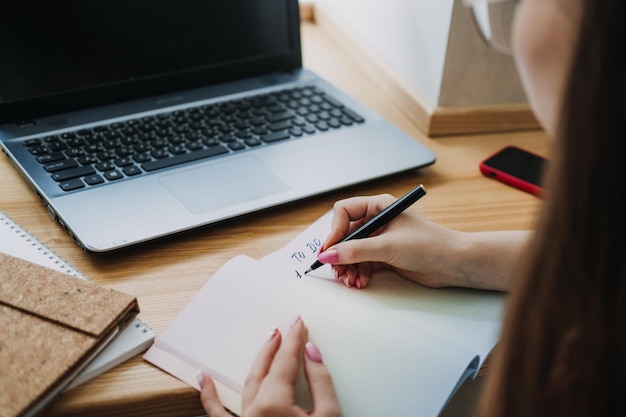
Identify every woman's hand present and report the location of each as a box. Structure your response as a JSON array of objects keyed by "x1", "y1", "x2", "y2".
[
  {"x1": 199, "y1": 317, "x2": 342, "y2": 417},
  {"x1": 317, "y1": 193, "x2": 529, "y2": 291}
]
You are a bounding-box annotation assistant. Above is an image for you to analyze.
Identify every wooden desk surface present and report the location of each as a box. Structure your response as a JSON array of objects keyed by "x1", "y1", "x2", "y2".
[{"x1": 1, "y1": 20, "x2": 548, "y2": 417}]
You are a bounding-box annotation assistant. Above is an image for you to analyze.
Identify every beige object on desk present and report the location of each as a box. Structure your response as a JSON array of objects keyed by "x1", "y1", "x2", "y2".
[
  {"x1": 314, "y1": 0, "x2": 540, "y2": 136},
  {"x1": 0, "y1": 253, "x2": 139, "y2": 417}
]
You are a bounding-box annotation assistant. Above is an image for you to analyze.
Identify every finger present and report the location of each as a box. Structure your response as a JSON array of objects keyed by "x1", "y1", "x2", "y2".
[
  {"x1": 331, "y1": 233, "x2": 391, "y2": 267},
  {"x1": 264, "y1": 316, "x2": 308, "y2": 391},
  {"x1": 198, "y1": 373, "x2": 233, "y2": 417},
  {"x1": 303, "y1": 342, "x2": 342, "y2": 417},
  {"x1": 338, "y1": 264, "x2": 359, "y2": 288},
  {"x1": 337, "y1": 262, "x2": 373, "y2": 289},
  {"x1": 242, "y1": 327, "x2": 282, "y2": 407},
  {"x1": 323, "y1": 205, "x2": 358, "y2": 251},
  {"x1": 355, "y1": 262, "x2": 374, "y2": 289},
  {"x1": 331, "y1": 264, "x2": 347, "y2": 281},
  {"x1": 324, "y1": 195, "x2": 394, "y2": 250}
]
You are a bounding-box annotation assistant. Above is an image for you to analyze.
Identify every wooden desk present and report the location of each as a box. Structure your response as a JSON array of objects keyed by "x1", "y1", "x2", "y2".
[{"x1": 0, "y1": 19, "x2": 548, "y2": 417}]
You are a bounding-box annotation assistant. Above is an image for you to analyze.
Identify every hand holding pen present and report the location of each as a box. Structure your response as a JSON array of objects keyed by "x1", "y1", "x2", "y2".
[{"x1": 305, "y1": 185, "x2": 429, "y2": 288}]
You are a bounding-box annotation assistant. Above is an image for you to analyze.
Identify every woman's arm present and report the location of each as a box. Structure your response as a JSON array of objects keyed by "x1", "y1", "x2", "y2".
[{"x1": 317, "y1": 193, "x2": 531, "y2": 291}]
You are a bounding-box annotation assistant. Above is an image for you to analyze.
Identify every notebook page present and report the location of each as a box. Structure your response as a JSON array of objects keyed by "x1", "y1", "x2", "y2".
[
  {"x1": 260, "y1": 210, "x2": 505, "y2": 370},
  {"x1": 149, "y1": 255, "x2": 477, "y2": 417}
]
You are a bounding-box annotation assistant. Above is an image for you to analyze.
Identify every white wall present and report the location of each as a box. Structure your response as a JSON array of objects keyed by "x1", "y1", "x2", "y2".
[
  {"x1": 315, "y1": 0, "x2": 527, "y2": 110},
  {"x1": 317, "y1": 0, "x2": 454, "y2": 106}
]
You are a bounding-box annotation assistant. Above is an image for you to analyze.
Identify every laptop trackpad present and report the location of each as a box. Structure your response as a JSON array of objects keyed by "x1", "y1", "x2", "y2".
[{"x1": 160, "y1": 156, "x2": 290, "y2": 214}]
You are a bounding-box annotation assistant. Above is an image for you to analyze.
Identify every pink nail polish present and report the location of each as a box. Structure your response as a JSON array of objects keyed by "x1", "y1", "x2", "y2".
[
  {"x1": 196, "y1": 371, "x2": 205, "y2": 389},
  {"x1": 267, "y1": 327, "x2": 279, "y2": 341},
  {"x1": 343, "y1": 276, "x2": 351, "y2": 287},
  {"x1": 290, "y1": 315, "x2": 301, "y2": 327},
  {"x1": 355, "y1": 277, "x2": 362, "y2": 289},
  {"x1": 317, "y1": 249, "x2": 339, "y2": 264},
  {"x1": 305, "y1": 341, "x2": 323, "y2": 363}
]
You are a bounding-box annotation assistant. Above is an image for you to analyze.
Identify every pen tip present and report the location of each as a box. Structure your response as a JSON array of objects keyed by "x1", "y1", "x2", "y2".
[{"x1": 304, "y1": 268, "x2": 312, "y2": 275}]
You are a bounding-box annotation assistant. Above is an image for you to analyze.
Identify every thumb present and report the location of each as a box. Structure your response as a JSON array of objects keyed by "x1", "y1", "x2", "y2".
[
  {"x1": 304, "y1": 342, "x2": 341, "y2": 417},
  {"x1": 198, "y1": 372, "x2": 231, "y2": 417}
]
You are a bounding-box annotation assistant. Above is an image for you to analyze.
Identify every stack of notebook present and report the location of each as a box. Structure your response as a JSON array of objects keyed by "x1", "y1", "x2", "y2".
[{"x1": 0, "y1": 210, "x2": 154, "y2": 417}]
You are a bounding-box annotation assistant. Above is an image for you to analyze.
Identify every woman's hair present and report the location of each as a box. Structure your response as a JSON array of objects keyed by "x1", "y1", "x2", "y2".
[{"x1": 476, "y1": 1, "x2": 626, "y2": 416}]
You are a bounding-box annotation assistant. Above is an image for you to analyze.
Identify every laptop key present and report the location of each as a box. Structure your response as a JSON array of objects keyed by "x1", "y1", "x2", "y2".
[
  {"x1": 84, "y1": 174, "x2": 105, "y2": 185},
  {"x1": 328, "y1": 119, "x2": 342, "y2": 129},
  {"x1": 315, "y1": 122, "x2": 329, "y2": 132},
  {"x1": 24, "y1": 139, "x2": 42, "y2": 146},
  {"x1": 268, "y1": 121, "x2": 291, "y2": 131},
  {"x1": 48, "y1": 141, "x2": 68, "y2": 151},
  {"x1": 342, "y1": 108, "x2": 365, "y2": 123},
  {"x1": 340, "y1": 116, "x2": 354, "y2": 126},
  {"x1": 51, "y1": 165, "x2": 96, "y2": 181},
  {"x1": 104, "y1": 170, "x2": 124, "y2": 181},
  {"x1": 78, "y1": 155, "x2": 98, "y2": 165},
  {"x1": 96, "y1": 161, "x2": 115, "y2": 171},
  {"x1": 44, "y1": 159, "x2": 79, "y2": 172},
  {"x1": 59, "y1": 178, "x2": 85, "y2": 191},
  {"x1": 37, "y1": 152, "x2": 65, "y2": 164},
  {"x1": 28, "y1": 145, "x2": 48, "y2": 155},
  {"x1": 123, "y1": 166, "x2": 142, "y2": 176},
  {"x1": 267, "y1": 111, "x2": 293, "y2": 123},
  {"x1": 142, "y1": 145, "x2": 229, "y2": 172},
  {"x1": 261, "y1": 131, "x2": 291, "y2": 143}
]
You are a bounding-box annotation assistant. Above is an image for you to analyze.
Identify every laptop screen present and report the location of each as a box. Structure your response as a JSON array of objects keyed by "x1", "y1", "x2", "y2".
[{"x1": 0, "y1": 0, "x2": 301, "y2": 123}]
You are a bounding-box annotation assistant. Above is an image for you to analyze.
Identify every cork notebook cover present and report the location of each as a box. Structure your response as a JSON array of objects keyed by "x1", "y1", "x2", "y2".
[{"x1": 0, "y1": 253, "x2": 139, "y2": 417}]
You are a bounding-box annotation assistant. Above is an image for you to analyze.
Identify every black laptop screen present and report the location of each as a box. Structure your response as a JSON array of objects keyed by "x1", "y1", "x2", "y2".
[{"x1": 0, "y1": 0, "x2": 301, "y2": 123}]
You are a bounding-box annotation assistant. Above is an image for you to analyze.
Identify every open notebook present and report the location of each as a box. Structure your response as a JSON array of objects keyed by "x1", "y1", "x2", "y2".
[
  {"x1": 144, "y1": 210, "x2": 505, "y2": 417},
  {"x1": 0, "y1": 210, "x2": 154, "y2": 392}
]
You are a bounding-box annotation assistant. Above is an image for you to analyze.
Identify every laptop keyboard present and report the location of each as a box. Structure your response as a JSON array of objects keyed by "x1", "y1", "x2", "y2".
[{"x1": 22, "y1": 86, "x2": 365, "y2": 192}]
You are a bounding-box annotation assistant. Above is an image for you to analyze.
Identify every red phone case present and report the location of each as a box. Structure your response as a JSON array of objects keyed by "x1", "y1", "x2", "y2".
[{"x1": 479, "y1": 146, "x2": 544, "y2": 197}]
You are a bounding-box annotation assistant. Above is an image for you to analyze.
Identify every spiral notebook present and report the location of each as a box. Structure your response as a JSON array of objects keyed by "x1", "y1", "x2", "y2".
[{"x1": 0, "y1": 210, "x2": 155, "y2": 390}]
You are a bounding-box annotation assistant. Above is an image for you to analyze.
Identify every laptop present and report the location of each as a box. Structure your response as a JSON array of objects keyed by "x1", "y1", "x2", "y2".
[{"x1": 0, "y1": 0, "x2": 436, "y2": 253}]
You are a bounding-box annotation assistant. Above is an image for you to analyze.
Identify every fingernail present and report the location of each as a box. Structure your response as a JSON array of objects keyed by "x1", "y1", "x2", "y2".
[
  {"x1": 317, "y1": 249, "x2": 339, "y2": 264},
  {"x1": 196, "y1": 371, "x2": 205, "y2": 389},
  {"x1": 267, "y1": 327, "x2": 279, "y2": 341},
  {"x1": 343, "y1": 276, "x2": 351, "y2": 287},
  {"x1": 355, "y1": 277, "x2": 362, "y2": 289},
  {"x1": 305, "y1": 341, "x2": 323, "y2": 363},
  {"x1": 332, "y1": 268, "x2": 340, "y2": 280},
  {"x1": 290, "y1": 315, "x2": 301, "y2": 327}
]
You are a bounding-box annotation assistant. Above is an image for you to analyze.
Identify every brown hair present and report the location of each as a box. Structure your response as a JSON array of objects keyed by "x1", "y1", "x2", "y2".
[{"x1": 476, "y1": 1, "x2": 626, "y2": 416}]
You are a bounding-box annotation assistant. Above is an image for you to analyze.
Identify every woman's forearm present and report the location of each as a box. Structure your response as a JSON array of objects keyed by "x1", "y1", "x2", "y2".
[{"x1": 445, "y1": 230, "x2": 532, "y2": 291}]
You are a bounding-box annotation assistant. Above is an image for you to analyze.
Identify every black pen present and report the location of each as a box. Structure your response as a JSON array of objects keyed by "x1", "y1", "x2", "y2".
[{"x1": 304, "y1": 184, "x2": 427, "y2": 274}]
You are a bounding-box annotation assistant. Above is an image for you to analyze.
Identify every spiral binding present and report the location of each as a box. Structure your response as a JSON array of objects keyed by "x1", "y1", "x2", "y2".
[{"x1": 1, "y1": 210, "x2": 85, "y2": 279}]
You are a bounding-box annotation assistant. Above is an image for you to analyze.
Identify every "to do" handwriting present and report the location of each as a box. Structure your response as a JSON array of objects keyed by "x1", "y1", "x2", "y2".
[{"x1": 290, "y1": 237, "x2": 322, "y2": 263}]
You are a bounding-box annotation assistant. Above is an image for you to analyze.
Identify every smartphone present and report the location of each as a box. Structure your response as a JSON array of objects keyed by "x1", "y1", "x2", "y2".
[{"x1": 479, "y1": 145, "x2": 547, "y2": 197}]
